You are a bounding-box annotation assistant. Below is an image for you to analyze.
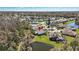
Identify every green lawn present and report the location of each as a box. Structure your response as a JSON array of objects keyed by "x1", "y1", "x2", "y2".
[
  {"x1": 64, "y1": 36, "x2": 74, "y2": 44},
  {"x1": 76, "y1": 29, "x2": 79, "y2": 34},
  {"x1": 33, "y1": 35, "x2": 76, "y2": 50},
  {"x1": 65, "y1": 20, "x2": 75, "y2": 24},
  {"x1": 33, "y1": 35, "x2": 63, "y2": 48}
]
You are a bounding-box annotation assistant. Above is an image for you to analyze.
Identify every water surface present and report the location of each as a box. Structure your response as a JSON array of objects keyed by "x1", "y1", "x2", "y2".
[{"x1": 67, "y1": 22, "x2": 79, "y2": 28}]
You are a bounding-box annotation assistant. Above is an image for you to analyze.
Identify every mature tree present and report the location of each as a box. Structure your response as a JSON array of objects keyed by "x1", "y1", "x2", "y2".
[
  {"x1": 0, "y1": 13, "x2": 34, "y2": 51},
  {"x1": 70, "y1": 38, "x2": 79, "y2": 51}
]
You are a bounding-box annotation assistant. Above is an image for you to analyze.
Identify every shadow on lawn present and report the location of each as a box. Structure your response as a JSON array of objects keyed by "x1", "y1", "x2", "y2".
[{"x1": 31, "y1": 42, "x2": 54, "y2": 51}]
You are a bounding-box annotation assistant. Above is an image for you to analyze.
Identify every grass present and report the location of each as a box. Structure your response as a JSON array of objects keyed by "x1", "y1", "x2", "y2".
[
  {"x1": 64, "y1": 36, "x2": 74, "y2": 44},
  {"x1": 76, "y1": 29, "x2": 79, "y2": 34},
  {"x1": 33, "y1": 35, "x2": 63, "y2": 48},
  {"x1": 33, "y1": 35, "x2": 76, "y2": 50},
  {"x1": 65, "y1": 20, "x2": 75, "y2": 24}
]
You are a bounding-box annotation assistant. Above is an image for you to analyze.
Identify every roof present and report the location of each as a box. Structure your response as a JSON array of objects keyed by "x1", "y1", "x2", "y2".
[{"x1": 62, "y1": 28, "x2": 76, "y2": 36}]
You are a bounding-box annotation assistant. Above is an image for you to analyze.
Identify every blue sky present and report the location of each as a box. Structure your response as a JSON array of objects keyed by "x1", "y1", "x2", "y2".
[{"x1": 0, "y1": 7, "x2": 79, "y2": 11}]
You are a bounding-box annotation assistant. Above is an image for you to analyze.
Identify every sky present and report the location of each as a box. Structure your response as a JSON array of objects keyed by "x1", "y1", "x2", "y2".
[{"x1": 0, "y1": 7, "x2": 79, "y2": 12}]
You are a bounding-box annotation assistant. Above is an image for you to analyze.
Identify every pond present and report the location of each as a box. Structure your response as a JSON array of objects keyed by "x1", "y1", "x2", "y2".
[
  {"x1": 67, "y1": 22, "x2": 79, "y2": 28},
  {"x1": 31, "y1": 42, "x2": 54, "y2": 51}
]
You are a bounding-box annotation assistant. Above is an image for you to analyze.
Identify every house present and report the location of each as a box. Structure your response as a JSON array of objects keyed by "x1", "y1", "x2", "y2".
[
  {"x1": 49, "y1": 32, "x2": 64, "y2": 42},
  {"x1": 48, "y1": 27, "x2": 64, "y2": 42},
  {"x1": 35, "y1": 29, "x2": 46, "y2": 35},
  {"x1": 33, "y1": 23, "x2": 46, "y2": 35},
  {"x1": 49, "y1": 27, "x2": 62, "y2": 32},
  {"x1": 62, "y1": 28, "x2": 77, "y2": 37},
  {"x1": 57, "y1": 23, "x2": 66, "y2": 28},
  {"x1": 55, "y1": 18, "x2": 68, "y2": 23},
  {"x1": 30, "y1": 22, "x2": 38, "y2": 30}
]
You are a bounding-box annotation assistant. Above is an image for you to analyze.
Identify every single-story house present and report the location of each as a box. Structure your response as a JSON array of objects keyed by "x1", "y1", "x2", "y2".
[{"x1": 62, "y1": 28, "x2": 77, "y2": 37}]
